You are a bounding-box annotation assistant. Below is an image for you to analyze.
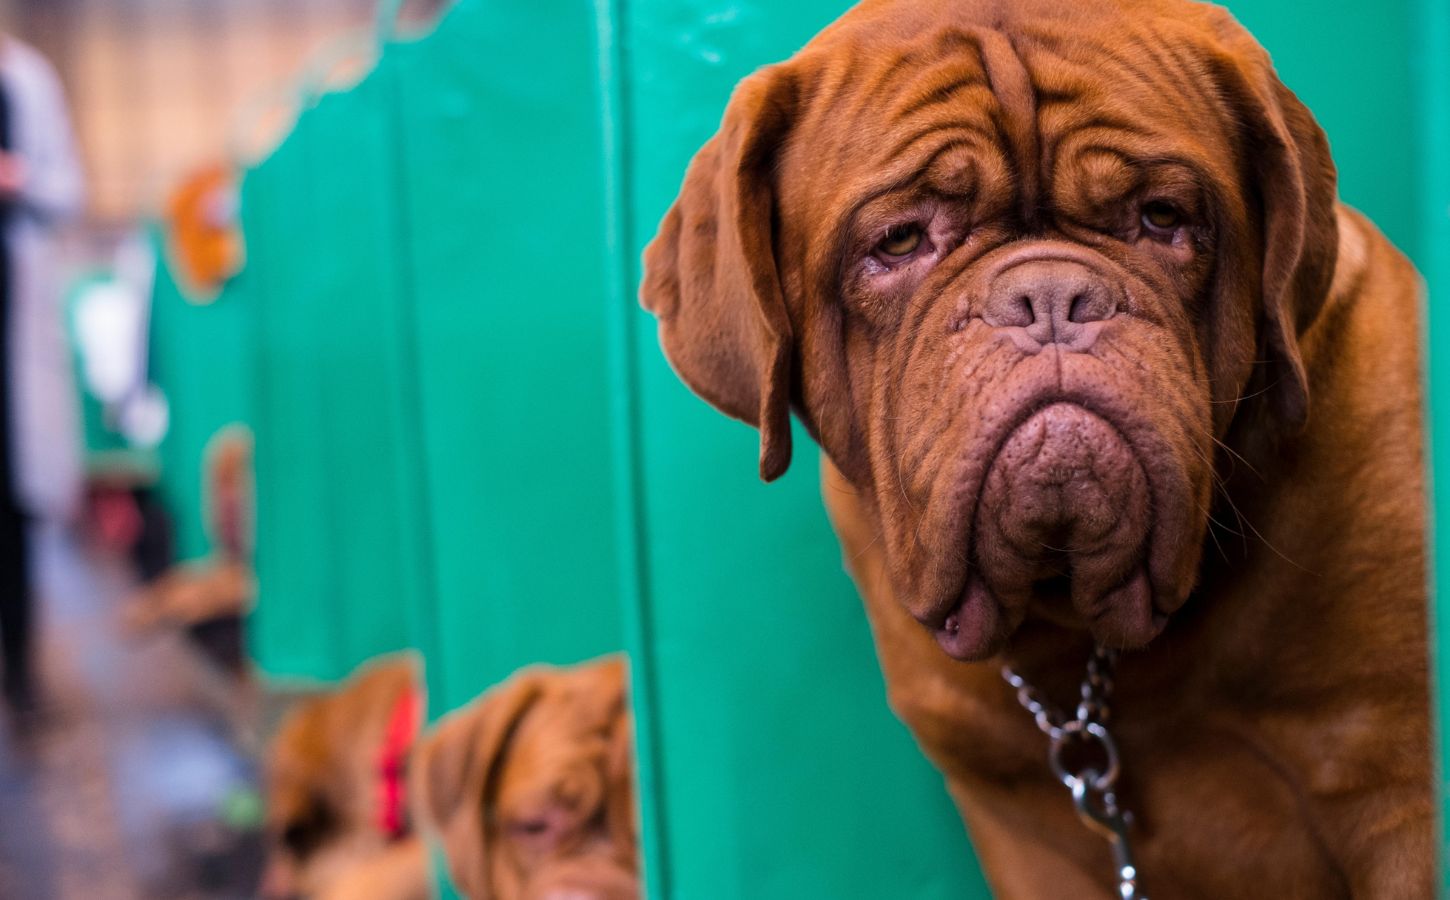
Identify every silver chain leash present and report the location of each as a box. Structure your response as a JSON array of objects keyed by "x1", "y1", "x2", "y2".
[{"x1": 1001, "y1": 645, "x2": 1147, "y2": 900}]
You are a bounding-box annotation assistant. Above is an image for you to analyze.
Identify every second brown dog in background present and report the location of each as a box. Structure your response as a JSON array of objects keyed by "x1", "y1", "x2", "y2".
[
  {"x1": 260, "y1": 653, "x2": 431, "y2": 900},
  {"x1": 416, "y1": 655, "x2": 639, "y2": 900}
]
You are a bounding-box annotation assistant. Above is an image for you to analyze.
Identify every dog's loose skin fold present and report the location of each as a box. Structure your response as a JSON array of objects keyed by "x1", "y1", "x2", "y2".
[{"x1": 639, "y1": 0, "x2": 1433, "y2": 896}]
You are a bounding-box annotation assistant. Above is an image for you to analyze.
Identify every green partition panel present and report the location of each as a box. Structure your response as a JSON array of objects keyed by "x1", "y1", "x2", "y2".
[
  {"x1": 1418, "y1": 0, "x2": 1450, "y2": 889},
  {"x1": 246, "y1": 66, "x2": 436, "y2": 683},
  {"x1": 389, "y1": 0, "x2": 625, "y2": 715},
  {"x1": 295, "y1": 74, "x2": 433, "y2": 674},
  {"x1": 149, "y1": 237, "x2": 254, "y2": 562},
  {"x1": 244, "y1": 128, "x2": 343, "y2": 679}
]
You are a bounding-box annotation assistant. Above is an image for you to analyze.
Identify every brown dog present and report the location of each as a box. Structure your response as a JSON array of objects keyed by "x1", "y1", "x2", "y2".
[
  {"x1": 261, "y1": 654, "x2": 430, "y2": 900},
  {"x1": 415, "y1": 656, "x2": 639, "y2": 900},
  {"x1": 641, "y1": 0, "x2": 1431, "y2": 896}
]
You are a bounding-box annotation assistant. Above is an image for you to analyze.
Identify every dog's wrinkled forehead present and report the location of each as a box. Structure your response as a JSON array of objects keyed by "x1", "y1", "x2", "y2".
[{"x1": 782, "y1": 1, "x2": 1248, "y2": 231}]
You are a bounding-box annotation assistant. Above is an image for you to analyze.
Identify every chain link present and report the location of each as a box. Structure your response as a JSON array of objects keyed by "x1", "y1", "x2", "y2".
[{"x1": 1001, "y1": 645, "x2": 1148, "y2": 900}]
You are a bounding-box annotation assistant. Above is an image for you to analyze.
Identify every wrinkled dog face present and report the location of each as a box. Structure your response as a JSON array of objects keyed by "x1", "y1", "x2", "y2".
[
  {"x1": 417, "y1": 657, "x2": 639, "y2": 900},
  {"x1": 643, "y1": 0, "x2": 1336, "y2": 659}
]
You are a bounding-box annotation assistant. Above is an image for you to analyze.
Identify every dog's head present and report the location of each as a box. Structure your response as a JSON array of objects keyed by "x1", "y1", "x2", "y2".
[
  {"x1": 261, "y1": 654, "x2": 424, "y2": 899},
  {"x1": 641, "y1": 0, "x2": 1337, "y2": 659},
  {"x1": 415, "y1": 656, "x2": 638, "y2": 900}
]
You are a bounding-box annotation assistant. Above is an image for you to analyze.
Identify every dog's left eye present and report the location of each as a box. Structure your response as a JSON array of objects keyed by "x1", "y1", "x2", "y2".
[
  {"x1": 1140, "y1": 200, "x2": 1184, "y2": 238},
  {"x1": 875, "y1": 224, "x2": 925, "y2": 260}
]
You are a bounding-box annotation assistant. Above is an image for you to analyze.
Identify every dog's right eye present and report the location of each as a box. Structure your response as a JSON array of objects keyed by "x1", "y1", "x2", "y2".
[{"x1": 1140, "y1": 200, "x2": 1186, "y2": 242}]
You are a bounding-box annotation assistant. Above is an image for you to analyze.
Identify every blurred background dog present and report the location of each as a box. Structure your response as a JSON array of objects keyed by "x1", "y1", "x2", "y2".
[
  {"x1": 260, "y1": 653, "x2": 429, "y2": 900},
  {"x1": 416, "y1": 655, "x2": 639, "y2": 900}
]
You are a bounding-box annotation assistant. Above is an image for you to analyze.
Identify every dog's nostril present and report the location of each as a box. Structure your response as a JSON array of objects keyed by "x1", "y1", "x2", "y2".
[
  {"x1": 1067, "y1": 289, "x2": 1115, "y2": 325},
  {"x1": 1068, "y1": 293, "x2": 1088, "y2": 323}
]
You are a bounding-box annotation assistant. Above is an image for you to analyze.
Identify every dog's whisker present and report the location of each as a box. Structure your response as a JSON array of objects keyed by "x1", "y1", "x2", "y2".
[
  {"x1": 1208, "y1": 382, "x2": 1276, "y2": 405},
  {"x1": 1210, "y1": 434, "x2": 1266, "y2": 483}
]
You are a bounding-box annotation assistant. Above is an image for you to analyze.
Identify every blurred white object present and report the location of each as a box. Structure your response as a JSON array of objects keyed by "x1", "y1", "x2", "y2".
[
  {"x1": 74, "y1": 281, "x2": 142, "y2": 406},
  {"x1": 2, "y1": 36, "x2": 86, "y2": 520},
  {"x1": 120, "y1": 386, "x2": 169, "y2": 450}
]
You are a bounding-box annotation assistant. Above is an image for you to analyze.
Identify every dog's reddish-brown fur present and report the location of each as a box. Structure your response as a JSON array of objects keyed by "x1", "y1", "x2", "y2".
[{"x1": 640, "y1": 0, "x2": 1431, "y2": 895}]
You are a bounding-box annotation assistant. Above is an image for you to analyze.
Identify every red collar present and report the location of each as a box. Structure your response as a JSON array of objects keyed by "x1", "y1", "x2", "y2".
[{"x1": 375, "y1": 684, "x2": 422, "y2": 841}]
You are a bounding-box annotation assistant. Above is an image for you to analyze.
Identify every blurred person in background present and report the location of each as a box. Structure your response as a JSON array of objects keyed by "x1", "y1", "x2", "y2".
[{"x1": 0, "y1": 31, "x2": 84, "y2": 719}]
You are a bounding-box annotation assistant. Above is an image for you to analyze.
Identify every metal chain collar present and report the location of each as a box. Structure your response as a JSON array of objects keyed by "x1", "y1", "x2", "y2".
[{"x1": 1001, "y1": 645, "x2": 1148, "y2": 900}]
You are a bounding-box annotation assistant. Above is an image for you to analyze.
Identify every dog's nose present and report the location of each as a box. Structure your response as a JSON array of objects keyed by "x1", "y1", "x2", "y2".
[{"x1": 980, "y1": 259, "x2": 1116, "y2": 351}]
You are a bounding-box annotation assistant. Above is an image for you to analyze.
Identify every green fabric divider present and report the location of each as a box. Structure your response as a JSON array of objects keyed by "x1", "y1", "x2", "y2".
[
  {"x1": 245, "y1": 62, "x2": 436, "y2": 683},
  {"x1": 295, "y1": 74, "x2": 431, "y2": 673},
  {"x1": 1413, "y1": 0, "x2": 1450, "y2": 888},
  {"x1": 389, "y1": 0, "x2": 625, "y2": 715},
  {"x1": 244, "y1": 125, "x2": 346, "y2": 679},
  {"x1": 148, "y1": 233, "x2": 254, "y2": 562}
]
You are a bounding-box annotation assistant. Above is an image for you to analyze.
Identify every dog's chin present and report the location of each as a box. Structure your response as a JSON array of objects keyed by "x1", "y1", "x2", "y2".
[{"x1": 923, "y1": 402, "x2": 1176, "y2": 661}]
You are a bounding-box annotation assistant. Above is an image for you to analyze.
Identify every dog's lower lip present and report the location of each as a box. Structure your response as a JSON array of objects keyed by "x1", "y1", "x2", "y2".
[{"x1": 929, "y1": 577, "x2": 1006, "y2": 660}]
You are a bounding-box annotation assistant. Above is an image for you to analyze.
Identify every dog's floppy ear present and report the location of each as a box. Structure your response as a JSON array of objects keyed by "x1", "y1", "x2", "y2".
[
  {"x1": 640, "y1": 64, "x2": 801, "y2": 481},
  {"x1": 413, "y1": 672, "x2": 546, "y2": 900},
  {"x1": 1208, "y1": 17, "x2": 1339, "y2": 431}
]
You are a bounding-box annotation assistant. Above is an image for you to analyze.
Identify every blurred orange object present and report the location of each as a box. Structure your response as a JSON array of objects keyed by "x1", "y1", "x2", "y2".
[{"x1": 165, "y1": 164, "x2": 244, "y2": 301}]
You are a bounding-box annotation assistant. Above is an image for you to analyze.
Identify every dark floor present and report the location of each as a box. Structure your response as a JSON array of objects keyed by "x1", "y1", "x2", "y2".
[{"x1": 0, "y1": 524, "x2": 264, "y2": 899}]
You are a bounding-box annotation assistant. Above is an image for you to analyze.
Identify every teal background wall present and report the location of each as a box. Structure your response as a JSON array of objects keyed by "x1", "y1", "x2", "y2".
[
  {"x1": 386, "y1": 0, "x2": 628, "y2": 715},
  {"x1": 136, "y1": 0, "x2": 1444, "y2": 896},
  {"x1": 1418, "y1": 0, "x2": 1450, "y2": 892},
  {"x1": 1231, "y1": 2, "x2": 1421, "y2": 261}
]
